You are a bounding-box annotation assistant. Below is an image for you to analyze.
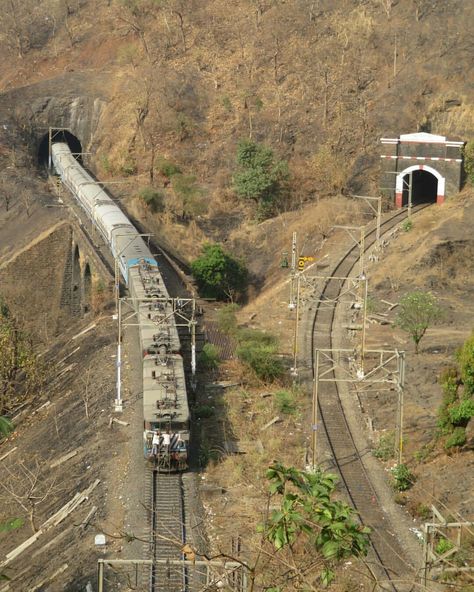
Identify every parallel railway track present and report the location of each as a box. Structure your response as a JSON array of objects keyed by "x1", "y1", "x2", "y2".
[{"x1": 307, "y1": 205, "x2": 429, "y2": 590}]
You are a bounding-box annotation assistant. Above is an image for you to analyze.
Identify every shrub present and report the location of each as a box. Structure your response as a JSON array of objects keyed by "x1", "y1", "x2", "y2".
[
  {"x1": 195, "y1": 405, "x2": 215, "y2": 419},
  {"x1": 391, "y1": 463, "x2": 415, "y2": 491},
  {"x1": 448, "y1": 398, "x2": 474, "y2": 426},
  {"x1": 274, "y1": 390, "x2": 297, "y2": 415},
  {"x1": 172, "y1": 173, "x2": 207, "y2": 219},
  {"x1": 191, "y1": 243, "x2": 248, "y2": 301},
  {"x1": 121, "y1": 157, "x2": 137, "y2": 176},
  {"x1": 373, "y1": 431, "x2": 395, "y2": 461},
  {"x1": 157, "y1": 158, "x2": 181, "y2": 178},
  {"x1": 217, "y1": 303, "x2": 240, "y2": 335},
  {"x1": 138, "y1": 187, "x2": 164, "y2": 213},
  {"x1": 463, "y1": 140, "x2": 474, "y2": 185},
  {"x1": 198, "y1": 343, "x2": 220, "y2": 371},
  {"x1": 237, "y1": 330, "x2": 284, "y2": 382},
  {"x1": 445, "y1": 427, "x2": 466, "y2": 449},
  {"x1": 401, "y1": 219, "x2": 413, "y2": 232},
  {"x1": 457, "y1": 332, "x2": 474, "y2": 395}
]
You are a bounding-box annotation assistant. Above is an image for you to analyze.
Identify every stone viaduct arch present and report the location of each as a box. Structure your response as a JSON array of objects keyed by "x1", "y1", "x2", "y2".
[{"x1": 60, "y1": 225, "x2": 111, "y2": 318}]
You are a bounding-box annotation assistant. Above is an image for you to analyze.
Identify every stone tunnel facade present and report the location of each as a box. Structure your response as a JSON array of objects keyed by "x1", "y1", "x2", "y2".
[{"x1": 380, "y1": 132, "x2": 465, "y2": 207}]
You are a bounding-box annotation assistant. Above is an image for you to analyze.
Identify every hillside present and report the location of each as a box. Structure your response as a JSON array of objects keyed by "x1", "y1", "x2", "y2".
[{"x1": 0, "y1": 1, "x2": 474, "y2": 591}]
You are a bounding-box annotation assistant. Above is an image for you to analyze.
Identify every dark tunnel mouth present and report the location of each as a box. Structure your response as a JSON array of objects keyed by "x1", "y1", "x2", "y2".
[
  {"x1": 37, "y1": 130, "x2": 83, "y2": 167},
  {"x1": 402, "y1": 169, "x2": 438, "y2": 206}
]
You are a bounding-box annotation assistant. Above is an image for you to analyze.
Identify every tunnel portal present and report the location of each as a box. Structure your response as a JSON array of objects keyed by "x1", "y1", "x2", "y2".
[
  {"x1": 402, "y1": 170, "x2": 438, "y2": 206},
  {"x1": 38, "y1": 130, "x2": 82, "y2": 167}
]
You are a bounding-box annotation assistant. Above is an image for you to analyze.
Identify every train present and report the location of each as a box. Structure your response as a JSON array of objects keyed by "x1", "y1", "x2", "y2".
[{"x1": 51, "y1": 142, "x2": 190, "y2": 470}]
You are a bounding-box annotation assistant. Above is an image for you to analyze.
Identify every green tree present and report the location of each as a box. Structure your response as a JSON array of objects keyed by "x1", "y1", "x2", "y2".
[
  {"x1": 463, "y1": 140, "x2": 474, "y2": 185},
  {"x1": 138, "y1": 187, "x2": 164, "y2": 213},
  {"x1": 233, "y1": 140, "x2": 289, "y2": 219},
  {"x1": 260, "y1": 463, "x2": 370, "y2": 586},
  {"x1": 395, "y1": 291, "x2": 443, "y2": 353},
  {"x1": 191, "y1": 244, "x2": 248, "y2": 301}
]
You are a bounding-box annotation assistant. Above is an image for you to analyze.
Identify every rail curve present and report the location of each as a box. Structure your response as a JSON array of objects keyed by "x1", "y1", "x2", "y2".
[{"x1": 305, "y1": 206, "x2": 428, "y2": 590}]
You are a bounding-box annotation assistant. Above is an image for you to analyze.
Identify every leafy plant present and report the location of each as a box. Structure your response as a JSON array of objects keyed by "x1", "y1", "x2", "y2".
[
  {"x1": 0, "y1": 517, "x2": 23, "y2": 533},
  {"x1": 448, "y1": 398, "x2": 474, "y2": 426},
  {"x1": 373, "y1": 431, "x2": 395, "y2": 461},
  {"x1": 191, "y1": 243, "x2": 248, "y2": 301},
  {"x1": 259, "y1": 463, "x2": 370, "y2": 585},
  {"x1": 198, "y1": 343, "x2": 220, "y2": 371},
  {"x1": 445, "y1": 426, "x2": 466, "y2": 449},
  {"x1": 391, "y1": 463, "x2": 415, "y2": 491},
  {"x1": 435, "y1": 537, "x2": 454, "y2": 555},
  {"x1": 401, "y1": 219, "x2": 413, "y2": 232},
  {"x1": 233, "y1": 139, "x2": 289, "y2": 219},
  {"x1": 395, "y1": 291, "x2": 443, "y2": 353},
  {"x1": 0, "y1": 416, "x2": 13, "y2": 437}
]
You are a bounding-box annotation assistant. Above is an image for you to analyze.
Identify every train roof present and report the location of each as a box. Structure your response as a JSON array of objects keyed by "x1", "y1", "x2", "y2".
[{"x1": 143, "y1": 355, "x2": 189, "y2": 424}]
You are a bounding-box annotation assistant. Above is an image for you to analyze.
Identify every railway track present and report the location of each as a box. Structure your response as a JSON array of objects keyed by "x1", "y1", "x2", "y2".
[
  {"x1": 148, "y1": 469, "x2": 187, "y2": 592},
  {"x1": 306, "y1": 205, "x2": 429, "y2": 590}
]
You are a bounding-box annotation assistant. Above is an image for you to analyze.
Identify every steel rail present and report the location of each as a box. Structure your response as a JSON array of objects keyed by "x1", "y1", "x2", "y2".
[
  {"x1": 308, "y1": 205, "x2": 429, "y2": 590},
  {"x1": 149, "y1": 469, "x2": 188, "y2": 592}
]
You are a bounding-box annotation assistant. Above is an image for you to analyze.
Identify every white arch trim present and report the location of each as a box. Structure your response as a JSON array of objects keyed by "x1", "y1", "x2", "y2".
[{"x1": 395, "y1": 164, "x2": 445, "y2": 208}]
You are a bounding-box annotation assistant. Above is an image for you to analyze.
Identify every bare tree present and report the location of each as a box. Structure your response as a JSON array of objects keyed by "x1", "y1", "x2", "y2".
[{"x1": 0, "y1": 458, "x2": 58, "y2": 533}]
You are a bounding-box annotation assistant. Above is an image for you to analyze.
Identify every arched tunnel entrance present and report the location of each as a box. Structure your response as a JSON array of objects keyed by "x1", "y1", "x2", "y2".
[
  {"x1": 396, "y1": 165, "x2": 445, "y2": 208},
  {"x1": 37, "y1": 130, "x2": 82, "y2": 168},
  {"x1": 402, "y1": 170, "x2": 438, "y2": 206}
]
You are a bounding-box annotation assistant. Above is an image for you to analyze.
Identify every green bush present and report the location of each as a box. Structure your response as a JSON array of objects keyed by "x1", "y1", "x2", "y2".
[
  {"x1": 373, "y1": 431, "x2": 395, "y2": 461},
  {"x1": 237, "y1": 341, "x2": 284, "y2": 383},
  {"x1": 138, "y1": 187, "x2": 164, "y2": 213},
  {"x1": 191, "y1": 243, "x2": 248, "y2": 301},
  {"x1": 391, "y1": 463, "x2": 415, "y2": 491},
  {"x1": 217, "y1": 303, "x2": 240, "y2": 335},
  {"x1": 401, "y1": 219, "x2": 413, "y2": 232},
  {"x1": 448, "y1": 398, "x2": 474, "y2": 426},
  {"x1": 274, "y1": 390, "x2": 297, "y2": 415},
  {"x1": 445, "y1": 427, "x2": 466, "y2": 449},
  {"x1": 198, "y1": 343, "x2": 220, "y2": 371}
]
